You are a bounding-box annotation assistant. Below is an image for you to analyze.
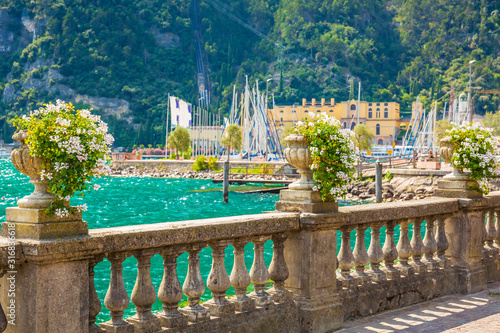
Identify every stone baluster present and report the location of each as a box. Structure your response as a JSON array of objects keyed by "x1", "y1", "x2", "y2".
[
  {"x1": 230, "y1": 238, "x2": 256, "y2": 312},
  {"x1": 269, "y1": 233, "x2": 292, "y2": 302},
  {"x1": 396, "y1": 219, "x2": 414, "y2": 276},
  {"x1": 486, "y1": 210, "x2": 496, "y2": 250},
  {"x1": 89, "y1": 256, "x2": 104, "y2": 333},
  {"x1": 205, "y1": 240, "x2": 235, "y2": 316},
  {"x1": 382, "y1": 221, "x2": 399, "y2": 279},
  {"x1": 423, "y1": 216, "x2": 438, "y2": 271},
  {"x1": 158, "y1": 246, "x2": 186, "y2": 328},
  {"x1": 367, "y1": 223, "x2": 385, "y2": 280},
  {"x1": 353, "y1": 225, "x2": 369, "y2": 282},
  {"x1": 495, "y1": 209, "x2": 500, "y2": 248},
  {"x1": 249, "y1": 236, "x2": 274, "y2": 307},
  {"x1": 337, "y1": 227, "x2": 355, "y2": 285},
  {"x1": 410, "y1": 217, "x2": 425, "y2": 273},
  {"x1": 102, "y1": 253, "x2": 134, "y2": 332},
  {"x1": 128, "y1": 249, "x2": 161, "y2": 332},
  {"x1": 181, "y1": 243, "x2": 210, "y2": 322},
  {"x1": 435, "y1": 215, "x2": 449, "y2": 266}
]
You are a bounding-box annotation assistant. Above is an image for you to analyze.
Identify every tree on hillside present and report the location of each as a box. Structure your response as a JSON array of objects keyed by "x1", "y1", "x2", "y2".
[
  {"x1": 167, "y1": 127, "x2": 190, "y2": 159},
  {"x1": 221, "y1": 124, "x2": 242, "y2": 161},
  {"x1": 483, "y1": 112, "x2": 500, "y2": 136},
  {"x1": 434, "y1": 120, "x2": 453, "y2": 143},
  {"x1": 352, "y1": 124, "x2": 374, "y2": 152}
]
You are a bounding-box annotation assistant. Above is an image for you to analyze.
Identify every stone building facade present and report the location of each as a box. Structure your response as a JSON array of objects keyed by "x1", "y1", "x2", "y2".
[{"x1": 272, "y1": 98, "x2": 402, "y2": 145}]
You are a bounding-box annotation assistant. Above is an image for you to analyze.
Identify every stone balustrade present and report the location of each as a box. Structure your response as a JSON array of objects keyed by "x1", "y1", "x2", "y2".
[{"x1": 0, "y1": 194, "x2": 499, "y2": 332}]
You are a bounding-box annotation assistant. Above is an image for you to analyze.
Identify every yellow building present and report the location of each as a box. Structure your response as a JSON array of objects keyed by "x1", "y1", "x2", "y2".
[{"x1": 271, "y1": 98, "x2": 402, "y2": 146}]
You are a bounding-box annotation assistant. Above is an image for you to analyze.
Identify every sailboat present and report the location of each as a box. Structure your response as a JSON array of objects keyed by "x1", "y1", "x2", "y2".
[{"x1": 221, "y1": 76, "x2": 284, "y2": 161}]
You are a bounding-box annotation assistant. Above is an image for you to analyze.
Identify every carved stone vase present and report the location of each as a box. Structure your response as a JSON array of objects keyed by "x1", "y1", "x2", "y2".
[
  {"x1": 277, "y1": 134, "x2": 337, "y2": 213},
  {"x1": 439, "y1": 137, "x2": 473, "y2": 181},
  {"x1": 10, "y1": 130, "x2": 54, "y2": 208},
  {"x1": 435, "y1": 137, "x2": 481, "y2": 198},
  {"x1": 284, "y1": 134, "x2": 314, "y2": 190}
]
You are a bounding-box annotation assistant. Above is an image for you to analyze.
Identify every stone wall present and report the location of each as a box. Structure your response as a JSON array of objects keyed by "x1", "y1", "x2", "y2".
[{"x1": 0, "y1": 189, "x2": 499, "y2": 333}]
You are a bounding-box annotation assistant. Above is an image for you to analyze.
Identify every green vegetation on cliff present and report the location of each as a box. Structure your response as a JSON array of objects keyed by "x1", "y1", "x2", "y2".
[{"x1": 0, "y1": 0, "x2": 498, "y2": 146}]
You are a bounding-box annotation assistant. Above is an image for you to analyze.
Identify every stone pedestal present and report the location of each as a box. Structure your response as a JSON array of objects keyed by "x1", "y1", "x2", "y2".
[
  {"x1": 1, "y1": 207, "x2": 88, "y2": 240},
  {"x1": 435, "y1": 179, "x2": 482, "y2": 198},
  {"x1": 0, "y1": 203, "x2": 94, "y2": 333},
  {"x1": 0, "y1": 258, "x2": 91, "y2": 333},
  {"x1": 445, "y1": 205, "x2": 488, "y2": 294},
  {"x1": 284, "y1": 226, "x2": 342, "y2": 332},
  {"x1": 275, "y1": 190, "x2": 337, "y2": 213}
]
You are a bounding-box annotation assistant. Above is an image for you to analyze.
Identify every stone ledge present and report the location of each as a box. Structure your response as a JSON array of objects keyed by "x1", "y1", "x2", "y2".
[
  {"x1": 89, "y1": 213, "x2": 300, "y2": 253},
  {"x1": 6, "y1": 207, "x2": 82, "y2": 224},
  {"x1": 387, "y1": 168, "x2": 449, "y2": 177},
  {"x1": 299, "y1": 197, "x2": 460, "y2": 228},
  {"x1": 0, "y1": 220, "x2": 89, "y2": 241},
  {"x1": 151, "y1": 300, "x2": 299, "y2": 333},
  {"x1": 276, "y1": 201, "x2": 338, "y2": 213}
]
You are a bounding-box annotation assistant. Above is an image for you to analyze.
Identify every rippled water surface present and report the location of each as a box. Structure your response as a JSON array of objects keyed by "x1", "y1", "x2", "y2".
[{"x1": 0, "y1": 158, "x2": 406, "y2": 323}]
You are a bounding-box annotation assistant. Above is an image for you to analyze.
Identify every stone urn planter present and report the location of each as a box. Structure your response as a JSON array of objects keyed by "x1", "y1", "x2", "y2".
[
  {"x1": 11, "y1": 130, "x2": 54, "y2": 208},
  {"x1": 439, "y1": 137, "x2": 474, "y2": 181},
  {"x1": 284, "y1": 134, "x2": 314, "y2": 190}
]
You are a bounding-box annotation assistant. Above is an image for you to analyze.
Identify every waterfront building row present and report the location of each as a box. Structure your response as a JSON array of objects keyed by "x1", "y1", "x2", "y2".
[{"x1": 271, "y1": 98, "x2": 404, "y2": 146}]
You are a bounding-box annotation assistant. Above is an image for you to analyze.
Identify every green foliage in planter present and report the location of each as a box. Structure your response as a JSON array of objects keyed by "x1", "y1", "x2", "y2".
[
  {"x1": 294, "y1": 112, "x2": 359, "y2": 201},
  {"x1": 13, "y1": 100, "x2": 113, "y2": 216},
  {"x1": 446, "y1": 123, "x2": 500, "y2": 194}
]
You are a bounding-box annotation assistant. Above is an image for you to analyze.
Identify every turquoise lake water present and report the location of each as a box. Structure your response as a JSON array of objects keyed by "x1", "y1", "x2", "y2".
[{"x1": 0, "y1": 158, "x2": 415, "y2": 322}]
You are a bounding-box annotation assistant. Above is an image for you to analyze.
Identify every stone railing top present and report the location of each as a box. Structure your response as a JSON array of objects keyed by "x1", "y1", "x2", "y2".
[
  {"x1": 2, "y1": 192, "x2": 500, "y2": 266},
  {"x1": 89, "y1": 212, "x2": 300, "y2": 253},
  {"x1": 301, "y1": 197, "x2": 460, "y2": 229}
]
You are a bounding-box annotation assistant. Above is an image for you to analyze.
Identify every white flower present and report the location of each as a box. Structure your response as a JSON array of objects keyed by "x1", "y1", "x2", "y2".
[{"x1": 76, "y1": 203, "x2": 88, "y2": 212}]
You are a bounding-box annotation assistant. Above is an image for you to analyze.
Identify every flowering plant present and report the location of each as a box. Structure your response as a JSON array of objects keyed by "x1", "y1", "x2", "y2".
[
  {"x1": 13, "y1": 100, "x2": 114, "y2": 216},
  {"x1": 444, "y1": 123, "x2": 500, "y2": 194},
  {"x1": 294, "y1": 112, "x2": 359, "y2": 201}
]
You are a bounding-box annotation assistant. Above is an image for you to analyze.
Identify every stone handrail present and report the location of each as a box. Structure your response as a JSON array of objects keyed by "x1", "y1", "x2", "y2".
[{"x1": 0, "y1": 193, "x2": 499, "y2": 332}]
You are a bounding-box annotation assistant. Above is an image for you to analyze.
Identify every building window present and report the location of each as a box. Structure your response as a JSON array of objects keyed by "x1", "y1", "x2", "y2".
[
  {"x1": 343, "y1": 122, "x2": 347, "y2": 128},
  {"x1": 376, "y1": 124, "x2": 380, "y2": 135},
  {"x1": 378, "y1": 138, "x2": 384, "y2": 145},
  {"x1": 281, "y1": 117, "x2": 283, "y2": 122},
  {"x1": 317, "y1": 110, "x2": 321, "y2": 113},
  {"x1": 368, "y1": 108, "x2": 372, "y2": 118},
  {"x1": 350, "y1": 104, "x2": 356, "y2": 110},
  {"x1": 350, "y1": 122, "x2": 356, "y2": 130},
  {"x1": 369, "y1": 103, "x2": 372, "y2": 106},
  {"x1": 376, "y1": 108, "x2": 380, "y2": 118},
  {"x1": 280, "y1": 110, "x2": 284, "y2": 113},
  {"x1": 384, "y1": 108, "x2": 388, "y2": 118},
  {"x1": 384, "y1": 103, "x2": 388, "y2": 106},
  {"x1": 292, "y1": 110, "x2": 296, "y2": 113},
  {"x1": 304, "y1": 110, "x2": 309, "y2": 113},
  {"x1": 329, "y1": 110, "x2": 333, "y2": 113},
  {"x1": 376, "y1": 103, "x2": 380, "y2": 106}
]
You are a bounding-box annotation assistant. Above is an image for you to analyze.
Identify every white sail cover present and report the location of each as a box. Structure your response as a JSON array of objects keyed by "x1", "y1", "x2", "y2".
[{"x1": 170, "y1": 96, "x2": 192, "y2": 129}]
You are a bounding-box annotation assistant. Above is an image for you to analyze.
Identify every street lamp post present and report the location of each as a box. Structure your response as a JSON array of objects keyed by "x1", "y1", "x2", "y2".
[{"x1": 468, "y1": 60, "x2": 476, "y2": 122}]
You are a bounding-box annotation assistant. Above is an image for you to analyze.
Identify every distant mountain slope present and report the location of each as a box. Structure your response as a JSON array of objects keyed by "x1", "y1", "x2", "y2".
[{"x1": 0, "y1": 0, "x2": 498, "y2": 146}]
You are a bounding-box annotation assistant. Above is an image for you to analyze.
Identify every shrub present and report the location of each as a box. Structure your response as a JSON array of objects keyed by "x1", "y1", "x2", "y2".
[
  {"x1": 192, "y1": 155, "x2": 208, "y2": 171},
  {"x1": 207, "y1": 156, "x2": 218, "y2": 170}
]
